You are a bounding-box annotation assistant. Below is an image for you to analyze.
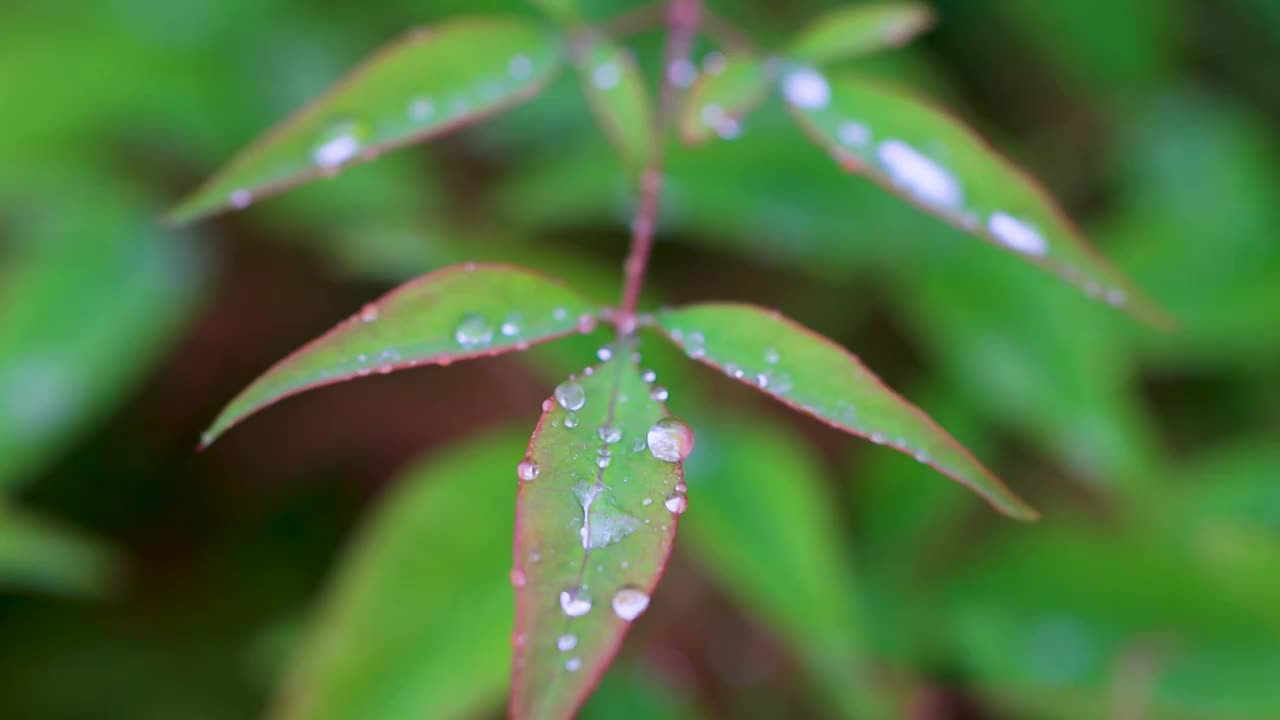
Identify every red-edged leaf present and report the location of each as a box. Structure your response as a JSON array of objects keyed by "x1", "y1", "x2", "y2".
[
  {"x1": 510, "y1": 341, "x2": 690, "y2": 719},
  {"x1": 783, "y1": 71, "x2": 1170, "y2": 326},
  {"x1": 168, "y1": 17, "x2": 564, "y2": 224},
  {"x1": 654, "y1": 303, "x2": 1036, "y2": 520},
  {"x1": 201, "y1": 263, "x2": 596, "y2": 447},
  {"x1": 576, "y1": 34, "x2": 653, "y2": 178},
  {"x1": 785, "y1": 2, "x2": 934, "y2": 64},
  {"x1": 679, "y1": 54, "x2": 772, "y2": 146}
]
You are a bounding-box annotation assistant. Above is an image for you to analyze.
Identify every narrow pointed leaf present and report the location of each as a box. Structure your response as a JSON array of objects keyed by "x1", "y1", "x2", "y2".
[
  {"x1": 0, "y1": 504, "x2": 119, "y2": 598},
  {"x1": 576, "y1": 36, "x2": 653, "y2": 178},
  {"x1": 785, "y1": 73, "x2": 1169, "y2": 325},
  {"x1": 202, "y1": 263, "x2": 595, "y2": 446},
  {"x1": 511, "y1": 344, "x2": 686, "y2": 719},
  {"x1": 168, "y1": 17, "x2": 564, "y2": 224},
  {"x1": 654, "y1": 303, "x2": 1036, "y2": 520},
  {"x1": 785, "y1": 2, "x2": 934, "y2": 64},
  {"x1": 272, "y1": 430, "x2": 522, "y2": 720},
  {"x1": 679, "y1": 54, "x2": 771, "y2": 146}
]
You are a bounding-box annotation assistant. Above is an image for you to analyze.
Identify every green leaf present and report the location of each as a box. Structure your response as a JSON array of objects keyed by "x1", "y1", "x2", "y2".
[
  {"x1": 576, "y1": 35, "x2": 653, "y2": 178},
  {"x1": 784, "y1": 72, "x2": 1169, "y2": 326},
  {"x1": 511, "y1": 342, "x2": 688, "y2": 719},
  {"x1": 679, "y1": 54, "x2": 771, "y2": 146},
  {"x1": 168, "y1": 16, "x2": 565, "y2": 225},
  {"x1": 654, "y1": 303, "x2": 1036, "y2": 520},
  {"x1": 682, "y1": 416, "x2": 895, "y2": 718},
  {"x1": 202, "y1": 263, "x2": 595, "y2": 447},
  {"x1": 785, "y1": 2, "x2": 935, "y2": 65},
  {"x1": 271, "y1": 429, "x2": 522, "y2": 720},
  {"x1": 579, "y1": 661, "x2": 705, "y2": 720},
  {"x1": 0, "y1": 504, "x2": 119, "y2": 598}
]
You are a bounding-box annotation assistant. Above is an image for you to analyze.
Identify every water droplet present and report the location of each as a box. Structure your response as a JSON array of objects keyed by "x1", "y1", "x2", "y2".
[
  {"x1": 870, "y1": 431, "x2": 886, "y2": 445},
  {"x1": 508, "y1": 54, "x2": 533, "y2": 79},
  {"x1": 675, "y1": 482, "x2": 688, "y2": 493},
  {"x1": 987, "y1": 212, "x2": 1047, "y2": 256},
  {"x1": 599, "y1": 425, "x2": 622, "y2": 444},
  {"x1": 359, "y1": 304, "x2": 379, "y2": 323},
  {"x1": 914, "y1": 450, "x2": 930, "y2": 464},
  {"x1": 557, "y1": 634, "x2": 577, "y2": 651},
  {"x1": 783, "y1": 67, "x2": 831, "y2": 110},
  {"x1": 701, "y1": 104, "x2": 725, "y2": 129},
  {"x1": 500, "y1": 318, "x2": 521, "y2": 337},
  {"x1": 454, "y1": 313, "x2": 493, "y2": 348},
  {"x1": 764, "y1": 348, "x2": 780, "y2": 365},
  {"x1": 542, "y1": 398, "x2": 555, "y2": 413},
  {"x1": 565, "y1": 657, "x2": 582, "y2": 672},
  {"x1": 229, "y1": 189, "x2": 253, "y2": 209},
  {"x1": 555, "y1": 380, "x2": 586, "y2": 411},
  {"x1": 642, "y1": 497, "x2": 653, "y2": 506},
  {"x1": 510, "y1": 568, "x2": 526, "y2": 587},
  {"x1": 838, "y1": 121, "x2": 871, "y2": 148},
  {"x1": 560, "y1": 588, "x2": 592, "y2": 617},
  {"x1": 668, "y1": 57, "x2": 697, "y2": 87},
  {"x1": 664, "y1": 491, "x2": 689, "y2": 515},
  {"x1": 650, "y1": 386, "x2": 669, "y2": 401},
  {"x1": 592, "y1": 62, "x2": 621, "y2": 90},
  {"x1": 410, "y1": 97, "x2": 435, "y2": 122},
  {"x1": 577, "y1": 313, "x2": 598, "y2": 334},
  {"x1": 553, "y1": 307, "x2": 569, "y2": 321},
  {"x1": 647, "y1": 417, "x2": 694, "y2": 463},
  {"x1": 641, "y1": 369, "x2": 657, "y2": 383},
  {"x1": 596, "y1": 450, "x2": 612, "y2": 469},
  {"x1": 597, "y1": 346, "x2": 613, "y2": 362},
  {"x1": 877, "y1": 139, "x2": 963, "y2": 210},
  {"x1": 754, "y1": 373, "x2": 769, "y2": 388},
  {"x1": 517, "y1": 459, "x2": 540, "y2": 482},
  {"x1": 612, "y1": 586, "x2": 651, "y2": 621},
  {"x1": 313, "y1": 122, "x2": 363, "y2": 169},
  {"x1": 564, "y1": 412, "x2": 579, "y2": 428},
  {"x1": 724, "y1": 363, "x2": 745, "y2": 379}
]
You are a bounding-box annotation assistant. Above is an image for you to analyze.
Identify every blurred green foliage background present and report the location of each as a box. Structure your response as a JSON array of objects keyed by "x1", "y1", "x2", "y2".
[{"x1": 2, "y1": 0, "x2": 1279, "y2": 717}]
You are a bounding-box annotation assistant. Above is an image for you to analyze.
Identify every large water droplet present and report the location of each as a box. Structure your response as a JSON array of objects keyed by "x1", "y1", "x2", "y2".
[
  {"x1": 559, "y1": 588, "x2": 592, "y2": 617},
  {"x1": 596, "y1": 346, "x2": 613, "y2": 362},
  {"x1": 612, "y1": 586, "x2": 650, "y2": 621},
  {"x1": 556, "y1": 634, "x2": 577, "y2": 651},
  {"x1": 783, "y1": 67, "x2": 831, "y2": 110},
  {"x1": 987, "y1": 212, "x2": 1048, "y2": 256},
  {"x1": 647, "y1": 417, "x2": 695, "y2": 463},
  {"x1": 517, "y1": 459, "x2": 540, "y2": 482},
  {"x1": 454, "y1": 313, "x2": 494, "y2": 348},
  {"x1": 592, "y1": 62, "x2": 621, "y2": 90},
  {"x1": 555, "y1": 380, "x2": 586, "y2": 411},
  {"x1": 641, "y1": 369, "x2": 657, "y2": 383},
  {"x1": 313, "y1": 122, "x2": 363, "y2": 169},
  {"x1": 838, "y1": 121, "x2": 871, "y2": 148},
  {"x1": 877, "y1": 139, "x2": 962, "y2": 210},
  {"x1": 664, "y1": 491, "x2": 689, "y2": 515}
]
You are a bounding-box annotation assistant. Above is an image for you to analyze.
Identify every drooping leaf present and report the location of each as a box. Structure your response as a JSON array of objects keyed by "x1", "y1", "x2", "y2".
[
  {"x1": 168, "y1": 17, "x2": 565, "y2": 224},
  {"x1": 682, "y1": 416, "x2": 896, "y2": 718},
  {"x1": 202, "y1": 263, "x2": 595, "y2": 446},
  {"x1": 679, "y1": 54, "x2": 771, "y2": 146},
  {"x1": 785, "y1": 2, "x2": 935, "y2": 65},
  {"x1": 783, "y1": 72, "x2": 1169, "y2": 325},
  {"x1": 511, "y1": 342, "x2": 688, "y2": 719},
  {"x1": 654, "y1": 303, "x2": 1036, "y2": 520},
  {"x1": 576, "y1": 35, "x2": 653, "y2": 178},
  {"x1": 0, "y1": 504, "x2": 119, "y2": 598},
  {"x1": 271, "y1": 429, "x2": 523, "y2": 720}
]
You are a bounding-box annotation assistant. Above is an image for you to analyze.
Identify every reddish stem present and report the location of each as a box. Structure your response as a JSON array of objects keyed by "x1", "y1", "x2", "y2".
[{"x1": 617, "y1": 0, "x2": 702, "y2": 328}]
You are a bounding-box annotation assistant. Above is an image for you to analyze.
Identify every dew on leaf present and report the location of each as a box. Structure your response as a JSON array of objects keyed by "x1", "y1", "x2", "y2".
[
  {"x1": 664, "y1": 491, "x2": 689, "y2": 515},
  {"x1": 229, "y1": 189, "x2": 253, "y2": 209},
  {"x1": 877, "y1": 139, "x2": 963, "y2": 210},
  {"x1": 556, "y1": 634, "x2": 578, "y2": 651},
  {"x1": 565, "y1": 657, "x2": 582, "y2": 672},
  {"x1": 647, "y1": 417, "x2": 695, "y2": 463},
  {"x1": 650, "y1": 386, "x2": 669, "y2": 401},
  {"x1": 508, "y1": 54, "x2": 533, "y2": 79},
  {"x1": 592, "y1": 62, "x2": 621, "y2": 90},
  {"x1": 510, "y1": 568, "x2": 527, "y2": 587},
  {"x1": 409, "y1": 97, "x2": 435, "y2": 122},
  {"x1": 783, "y1": 67, "x2": 831, "y2": 110},
  {"x1": 597, "y1": 346, "x2": 613, "y2": 362},
  {"x1": 599, "y1": 425, "x2": 622, "y2": 444},
  {"x1": 517, "y1": 459, "x2": 540, "y2": 482},
  {"x1": 312, "y1": 123, "x2": 363, "y2": 169},
  {"x1": 555, "y1": 380, "x2": 586, "y2": 411},
  {"x1": 454, "y1": 313, "x2": 494, "y2": 348},
  {"x1": 559, "y1": 588, "x2": 592, "y2": 617},
  {"x1": 668, "y1": 57, "x2": 697, "y2": 87},
  {"x1": 564, "y1": 412, "x2": 579, "y2": 428},
  {"x1": 764, "y1": 347, "x2": 780, "y2": 365},
  {"x1": 987, "y1": 211, "x2": 1048, "y2": 256},
  {"x1": 612, "y1": 586, "x2": 651, "y2": 621},
  {"x1": 642, "y1": 497, "x2": 652, "y2": 506},
  {"x1": 359, "y1": 303, "x2": 379, "y2": 323},
  {"x1": 500, "y1": 318, "x2": 521, "y2": 337},
  {"x1": 553, "y1": 307, "x2": 569, "y2": 321},
  {"x1": 641, "y1": 369, "x2": 657, "y2": 383}
]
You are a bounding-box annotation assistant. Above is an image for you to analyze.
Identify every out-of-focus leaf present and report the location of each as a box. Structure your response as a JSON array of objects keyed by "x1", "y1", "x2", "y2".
[
  {"x1": 679, "y1": 54, "x2": 771, "y2": 145},
  {"x1": 0, "y1": 504, "x2": 119, "y2": 598},
  {"x1": 202, "y1": 263, "x2": 595, "y2": 446},
  {"x1": 785, "y1": 3, "x2": 934, "y2": 65},
  {"x1": 654, "y1": 303, "x2": 1036, "y2": 519},
  {"x1": 683, "y1": 416, "x2": 894, "y2": 718},
  {"x1": 576, "y1": 35, "x2": 653, "y2": 178},
  {"x1": 511, "y1": 343, "x2": 686, "y2": 720},
  {"x1": 784, "y1": 72, "x2": 1168, "y2": 326},
  {"x1": 0, "y1": 189, "x2": 205, "y2": 493},
  {"x1": 168, "y1": 17, "x2": 565, "y2": 224},
  {"x1": 272, "y1": 429, "x2": 523, "y2": 720},
  {"x1": 579, "y1": 661, "x2": 705, "y2": 720},
  {"x1": 944, "y1": 526, "x2": 1280, "y2": 719},
  {"x1": 530, "y1": 0, "x2": 580, "y2": 24}
]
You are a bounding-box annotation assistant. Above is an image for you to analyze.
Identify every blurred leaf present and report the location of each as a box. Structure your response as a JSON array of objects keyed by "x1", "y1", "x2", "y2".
[
  {"x1": 0, "y1": 504, "x2": 119, "y2": 598},
  {"x1": 679, "y1": 54, "x2": 771, "y2": 145},
  {"x1": 579, "y1": 661, "x2": 705, "y2": 720},
  {"x1": 271, "y1": 429, "x2": 523, "y2": 720},
  {"x1": 577, "y1": 35, "x2": 653, "y2": 178},
  {"x1": 530, "y1": 0, "x2": 580, "y2": 24},
  {"x1": 944, "y1": 526, "x2": 1280, "y2": 718},
  {"x1": 202, "y1": 263, "x2": 596, "y2": 446},
  {"x1": 168, "y1": 16, "x2": 565, "y2": 224},
  {"x1": 654, "y1": 303, "x2": 1036, "y2": 519},
  {"x1": 0, "y1": 188, "x2": 205, "y2": 493},
  {"x1": 511, "y1": 345, "x2": 686, "y2": 720},
  {"x1": 683, "y1": 416, "x2": 894, "y2": 718},
  {"x1": 785, "y1": 72, "x2": 1168, "y2": 325},
  {"x1": 785, "y1": 2, "x2": 934, "y2": 65}
]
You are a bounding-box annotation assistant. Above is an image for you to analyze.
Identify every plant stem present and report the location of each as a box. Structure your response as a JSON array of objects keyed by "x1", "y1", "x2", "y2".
[{"x1": 617, "y1": 0, "x2": 701, "y2": 329}]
